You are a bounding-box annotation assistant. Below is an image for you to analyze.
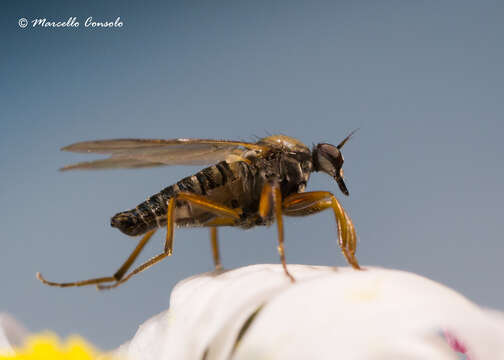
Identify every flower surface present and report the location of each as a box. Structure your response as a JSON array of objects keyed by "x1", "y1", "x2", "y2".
[
  {"x1": 3, "y1": 266, "x2": 503, "y2": 360},
  {"x1": 117, "y1": 265, "x2": 504, "y2": 360}
]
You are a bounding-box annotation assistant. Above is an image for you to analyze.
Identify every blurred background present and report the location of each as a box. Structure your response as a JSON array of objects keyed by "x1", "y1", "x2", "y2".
[{"x1": 1, "y1": 0, "x2": 503, "y2": 349}]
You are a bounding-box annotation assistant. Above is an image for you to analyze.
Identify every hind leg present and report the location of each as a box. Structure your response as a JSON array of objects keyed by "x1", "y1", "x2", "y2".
[
  {"x1": 97, "y1": 193, "x2": 242, "y2": 289},
  {"x1": 37, "y1": 229, "x2": 157, "y2": 288},
  {"x1": 205, "y1": 215, "x2": 242, "y2": 270},
  {"x1": 210, "y1": 227, "x2": 222, "y2": 270}
]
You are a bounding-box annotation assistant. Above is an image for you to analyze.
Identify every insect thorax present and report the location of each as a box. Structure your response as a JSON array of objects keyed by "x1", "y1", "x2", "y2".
[
  {"x1": 255, "y1": 135, "x2": 313, "y2": 194},
  {"x1": 250, "y1": 149, "x2": 313, "y2": 198}
]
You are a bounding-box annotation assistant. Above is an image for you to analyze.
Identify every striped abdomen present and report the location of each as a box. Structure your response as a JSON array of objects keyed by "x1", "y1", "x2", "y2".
[{"x1": 110, "y1": 161, "x2": 241, "y2": 236}]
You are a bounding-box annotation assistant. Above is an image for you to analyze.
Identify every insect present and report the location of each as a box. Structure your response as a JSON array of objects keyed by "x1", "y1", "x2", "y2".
[{"x1": 37, "y1": 133, "x2": 360, "y2": 289}]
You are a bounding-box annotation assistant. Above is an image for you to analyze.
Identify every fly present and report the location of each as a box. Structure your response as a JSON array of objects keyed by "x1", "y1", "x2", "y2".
[{"x1": 37, "y1": 132, "x2": 360, "y2": 289}]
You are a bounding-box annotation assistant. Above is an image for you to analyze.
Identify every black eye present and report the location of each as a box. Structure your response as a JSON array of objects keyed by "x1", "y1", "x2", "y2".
[{"x1": 316, "y1": 143, "x2": 343, "y2": 173}]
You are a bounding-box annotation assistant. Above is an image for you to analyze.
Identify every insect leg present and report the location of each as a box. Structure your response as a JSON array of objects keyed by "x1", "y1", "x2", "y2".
[
  {"x1": 97, "y1": 252, "x2": 170, "y2": 290},
  {"x1": 97, "y1": 198, "x2": 178, "y2": 290},
  {"x1": 205, "y1": 215, "x2": 242, "y2": 270},
  {"x1": 97, "y1": 197, "x2": 179, "y2": 290},
  {"x1": 210, "y1": 227, "x2": 222, "y2": 270},
  {"x1": 174, "y1": 192, "x2": 242, "y2": 219},
  {"x1": 259, "y1": 181, "x2": 295, "y2": 282},
  {"x1": 164, "y1": 195, "x2": 176, "y2": 254},
  {"x1": 36, "y1": 229, "x2": 157, "y2": 288},
  {"x1": 174, "y1": 192, "x2": 241, "y2": 269},
  {"x1": 175, "y1": 192, "x2": 243, "y2": 270},
  {"x1": 283, "y1": 191, "x2": 361, "y2": 269},
  {"x1": 98, "y1": 193, "x2": 241, "y2": 289}
]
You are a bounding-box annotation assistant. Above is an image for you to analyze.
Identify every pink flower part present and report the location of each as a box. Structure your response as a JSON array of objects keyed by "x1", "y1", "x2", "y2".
[{"x1": 444, "y1": 330, "x2": 470, "y2": 359}]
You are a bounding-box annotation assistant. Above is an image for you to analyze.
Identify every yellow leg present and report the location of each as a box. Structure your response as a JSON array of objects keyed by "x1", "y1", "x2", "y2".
[
  {"x1": 97, "y1": 252, "x2": 170, "y2": 290},
  {"x1": 283, "y1": 191, "x2": 360, "y2": 269},
  {"x1": 210, "y1": 227, "x2": 222, "y2": 270},
  {"x1": 165, "y1": 195, "x2": 176, "y2": 254},
  {"x1": 259, "y1": 181, "x2": 295, "y2": 282},
  {"x1": 98, "y1": 192, "x2": 242, "y2": 289},
  {"x1": 37, "y1": 230, "x2": 157, "y2": 288}
]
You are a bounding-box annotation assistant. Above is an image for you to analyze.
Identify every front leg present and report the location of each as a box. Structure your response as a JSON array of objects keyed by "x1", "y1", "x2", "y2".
[{"x1": 283, "y1": 191, "x2": 361, "y2": 270}]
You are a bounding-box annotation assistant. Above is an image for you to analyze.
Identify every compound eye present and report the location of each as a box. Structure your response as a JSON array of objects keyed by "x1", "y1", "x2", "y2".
[
  {"x1": 316, "y1": 153, "x2": 332, "y2": 173},
  {"x1": 317, "y1": 144, "x2": 343, "y2": 172}
]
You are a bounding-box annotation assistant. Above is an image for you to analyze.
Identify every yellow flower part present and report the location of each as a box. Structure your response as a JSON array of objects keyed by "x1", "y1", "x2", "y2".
[{"x1": 0, "y1": 333, "x2": 116, "y2": 360}]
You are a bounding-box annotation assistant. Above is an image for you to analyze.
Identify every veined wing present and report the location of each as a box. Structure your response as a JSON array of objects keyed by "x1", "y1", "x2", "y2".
[{"x1": 60, "y1": 138, "x2": 269, "y2": 171}]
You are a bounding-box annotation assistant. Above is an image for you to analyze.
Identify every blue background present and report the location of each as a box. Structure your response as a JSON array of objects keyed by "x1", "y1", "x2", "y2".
[{"x1": 2, "y1": 0, "x2": 503, "y2": 349}]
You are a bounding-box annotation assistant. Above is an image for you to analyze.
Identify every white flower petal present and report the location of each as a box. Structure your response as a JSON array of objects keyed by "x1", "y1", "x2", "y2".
[
  {"x1": 120, "y1": 265, "x2": 504, "y2": 360},
  {"x1": 0, "y1": 313, "x2": 29, "y2": 355}
]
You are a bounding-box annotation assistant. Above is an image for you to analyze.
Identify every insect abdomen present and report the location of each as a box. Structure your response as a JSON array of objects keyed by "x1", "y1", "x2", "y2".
[
  {"x1": 110, "y1": 185, "x2": 174, "y2": 236},
  {"x1": 110, "y1": 161, "x2": 236, "y2": 236}
]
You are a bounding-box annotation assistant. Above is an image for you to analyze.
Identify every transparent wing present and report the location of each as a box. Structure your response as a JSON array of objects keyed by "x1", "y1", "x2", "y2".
[{"x1": 60, "y1": 138, "x2": 268, "y2": 171}]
